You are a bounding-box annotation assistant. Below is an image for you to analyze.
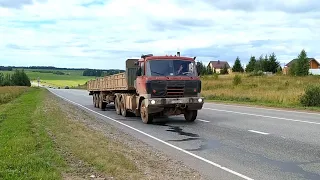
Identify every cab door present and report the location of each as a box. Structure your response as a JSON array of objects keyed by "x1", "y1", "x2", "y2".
[{"x1": 135, "y1": 61, "x2": 147, "y2": 95}]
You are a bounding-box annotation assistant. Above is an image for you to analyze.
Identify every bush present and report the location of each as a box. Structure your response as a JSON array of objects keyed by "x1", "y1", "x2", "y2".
[
  {"x1": 248, "y1": 70, "x2": 264, "y2": 77},
  {"x1": 300, "y1": 85, "x2": 320, "y2": 107},
  {"x1": 233, "y1": 75, "x2": 242, "y2": 86},
  {"x1": 213, "y1": 73, "x2": 219, "y2": 80},
  {"x1": 0, "y1": 70, "x2": 31, "y2": 87}
]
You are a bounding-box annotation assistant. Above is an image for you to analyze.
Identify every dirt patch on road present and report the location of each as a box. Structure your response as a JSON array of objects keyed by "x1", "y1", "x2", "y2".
[{"x1": 44, "y1": 92, "x2": 204, "y2": 180}]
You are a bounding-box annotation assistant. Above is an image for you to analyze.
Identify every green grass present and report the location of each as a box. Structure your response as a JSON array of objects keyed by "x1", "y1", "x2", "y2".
[
  {"x1": 0, "y1": 87, "x2": 144, "y2": 179},
  {"x1": 1, "y1": 69, "x2": 93, "y2": 88},
  {"x1": 0, "y1": 88, "x2": 66, "y2": 179},
  {"x1": 0, "y1": 86, "x2": 29, "y2": 104},
  {"x1": 201, "y1": 73, "x2": 320, "y2": 110}
]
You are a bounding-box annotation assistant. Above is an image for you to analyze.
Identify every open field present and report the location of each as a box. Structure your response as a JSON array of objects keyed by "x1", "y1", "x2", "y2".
[
  {"x1": 201, "y1": 73, "x2": 320, "y2": 109},
  {"x1": 0, "y1": 87, "x2": 200, "y2": 180},
  {"x1": 0, "y1": 69, "x2": 93, "y2": 88},
  {"x1": 0, "y1": 86, "x2": 29, "y2": 104}
]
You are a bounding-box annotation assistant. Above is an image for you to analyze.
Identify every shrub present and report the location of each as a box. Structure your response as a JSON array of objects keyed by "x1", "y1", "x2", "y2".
[
  {"x1": 248, "y1": 70, "x2": 264, "y2": 77},
  {"x1": 213, "y1": 73, "x2": 219, "y2": 80},
  {"x1": 233, "y1": 75, "x2": 242, "y2": 86},
  {"x1": 300, "y1": 85, "x2": 320, "y2": 107}
]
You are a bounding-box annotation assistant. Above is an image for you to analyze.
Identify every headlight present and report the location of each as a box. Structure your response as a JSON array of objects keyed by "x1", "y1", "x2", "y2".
[
  {"x1": 151, "y1": 100, "x2": 156, "y2": 104},
  {"x1": 198, "y1": 98, "x2": 203, "y2": 103}
]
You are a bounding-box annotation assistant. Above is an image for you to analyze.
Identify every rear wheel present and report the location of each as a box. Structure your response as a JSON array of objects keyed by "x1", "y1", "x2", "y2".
[
  {"x1": 120, "y1": 97, "x2": 128, "y2": 117},
  {"x1": 99, "y1": 94, "x2": 106, "y2": 110},
  {"x1": 94, "y1": 94, "x2": 98, "y2": 108},
  {"x1": 184, "y1": 110, "x2": 197, "y2": 122},
  {"x1": 140, "y1": 99, "x2": 153, "y2": 124},
  {"x1": 115, "y1": 96, "x2": 121, "y2": 115},
  {"x1": 93, "y1": 94, "x2": 96, "y2": 107}
]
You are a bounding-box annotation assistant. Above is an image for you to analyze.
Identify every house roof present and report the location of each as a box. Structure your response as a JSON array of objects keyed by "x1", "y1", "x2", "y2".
[
  {"x1": 285, "y1": 58, "x2": 319, "y2": 67},
  {"x1": 209, "y1": 60, "x2": 230, "y2": 69}
]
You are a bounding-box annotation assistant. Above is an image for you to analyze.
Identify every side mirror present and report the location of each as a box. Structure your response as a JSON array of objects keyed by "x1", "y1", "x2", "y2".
[{"x1": 136, "y1": 68, "x2": 142, "y2": 76}]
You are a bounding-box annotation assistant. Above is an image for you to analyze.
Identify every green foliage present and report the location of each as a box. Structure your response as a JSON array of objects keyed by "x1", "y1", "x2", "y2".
[
  {"x1": 213, "y1": 73, "x2": 219, "y2": 80},
  {"x1": 245, "y1": 56, "x2": 256, "y2": 72},
  {"x1": 196, "y1": 61, "x2": 208, "y2": 76},
  {"x1": 83, "y1": 69, "x2": 103, "y2": 76},
  {"x1": 268, "y1": 53, "x2": 280, "y2": 73},
  {"x1": 220, "y1": 64, "x2": 229, "y2": 74},
  {"x1": 206, "y1": 65, "x2": 213, "y2": 75},
  {"x1": 232, "y1": 56, "x2": 244, "y2": 72},
  {"x1": 0, "y1": 70, "x2": 31, "y2": 87},
  {"x1": 233, "y1": 75, "x2": 242, "y2": 86},
  {"x1": 288, "y1": 49, "x2": 310, "y2": 76},
  {"x1": 248, "y1": 70, "x2": 264, "y2": 77},
  {"x1": 300, "y1": 85, "x2": 320, "y2": 107},
  {"x1": 249, "y1": 53, "x2": 280, "y2": 73}
]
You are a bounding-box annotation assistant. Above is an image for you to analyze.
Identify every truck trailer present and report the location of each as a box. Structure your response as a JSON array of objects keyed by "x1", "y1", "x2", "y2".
[{"x1": 87, "y1": 53, "x2": 204, "y2": 124}]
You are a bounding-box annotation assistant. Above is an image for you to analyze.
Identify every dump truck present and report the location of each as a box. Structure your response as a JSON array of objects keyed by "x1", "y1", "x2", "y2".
[{"x1": 87, "y1": 52, "x2": 204, "y2": 124}]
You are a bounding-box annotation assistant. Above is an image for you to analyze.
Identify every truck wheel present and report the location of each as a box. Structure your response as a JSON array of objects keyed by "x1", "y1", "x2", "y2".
[
  {"x1": 99, "y1": 94, "x2": 106, "y2": 110},
  {"x1": 140, "y1": 99, "x2": 153, "y2": 124},
  {"x1": 184, "y1": 110, "x2": 197, "y2": 122},
  {"x1": 120, "y1": 97, "x2": 128, "y2": 117},
  {"x1": 94, "y1": 94, "x2": 98, "y2": 108},
  {"x1": 93, "y1": 94, "x2": 96, "y2": 107},
  {"x1": 115, "y1": 96, "x2": 121, "y2": 115}
]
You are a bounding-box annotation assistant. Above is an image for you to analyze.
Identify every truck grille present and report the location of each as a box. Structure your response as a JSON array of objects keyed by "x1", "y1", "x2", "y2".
[
  {"x1": 148, "y1": 80, "x2": 200, "y2": 98},
  {"x1": 166, "y1": 86, "x2": 184, "y2": 97}
]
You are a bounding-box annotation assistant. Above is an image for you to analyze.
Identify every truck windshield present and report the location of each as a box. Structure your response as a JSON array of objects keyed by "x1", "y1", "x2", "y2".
[{"x1": 146, "y1": 59, "x2": 198, "y2": 77}]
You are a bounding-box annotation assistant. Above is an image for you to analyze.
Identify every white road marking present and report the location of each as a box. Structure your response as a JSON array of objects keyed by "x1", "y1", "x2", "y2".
[
  {"x1": 248, "y1": 130, "x2": 270, "y2": 135},
  {"x1": 49, "y1": 90, "x2": 254, "y2": 180},
  {"x1": 204, "y1": 108, "x2": 320, "y2": 125},
  {"x1": 197, "y1": 119, "x2": 210, "y2": 123},
  {"x1": 205, "y1": 103, "x2": 320, "y2": 116}
]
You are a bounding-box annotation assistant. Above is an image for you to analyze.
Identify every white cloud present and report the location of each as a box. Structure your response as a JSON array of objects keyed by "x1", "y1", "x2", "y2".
[{"x1": 0, "y1": 0, "x2": 319, "y2": 69}]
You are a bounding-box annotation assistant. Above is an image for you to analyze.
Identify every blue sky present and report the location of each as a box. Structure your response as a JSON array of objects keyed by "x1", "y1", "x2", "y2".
[{"x1": 1, "y1": 0, "x2": 320, "y2": 70}]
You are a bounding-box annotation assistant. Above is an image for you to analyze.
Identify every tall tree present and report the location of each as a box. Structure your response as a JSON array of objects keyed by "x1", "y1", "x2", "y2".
[
  {"x1": 295, "y1": 49, "x2": 310, "y2": 76},
  {"x1": 268, "y1": 52, "x2": 280, "y2": 73},
  {"x1": 232, "y1": 56, "x2": 244, "y2": 72},
  {"x1": 220, "y1": 64, "x2": 229, "y2": 74},
  {"x1": 207, "y1": 64, "x2": 213, "y2": 75},
  {"x1": 245, "y1": 56, "x2": 256, "y2": 72}
]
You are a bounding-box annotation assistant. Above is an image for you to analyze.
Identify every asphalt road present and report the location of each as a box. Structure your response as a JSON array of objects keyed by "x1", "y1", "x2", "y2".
[{"x1": 48, "y1": 88, "x2": 320, "y2": 180}]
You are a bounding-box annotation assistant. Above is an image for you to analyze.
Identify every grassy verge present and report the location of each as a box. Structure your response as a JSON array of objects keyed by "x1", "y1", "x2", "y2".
[
  {"x1": 0, "y1": 88, "x2": 65, "y2": 179},
  {"x1": 0, "y1": 86, "x2": 29, "y2": 104},
  {"x1": 0, "y1": 88, "x2": 156, "y2": 180},
  {"x1": 201, "y1": 74, "x2": 320, "y2": 111}
]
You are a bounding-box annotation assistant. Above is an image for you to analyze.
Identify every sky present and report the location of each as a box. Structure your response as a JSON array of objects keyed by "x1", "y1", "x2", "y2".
[{"x1": 1, "y1": 0, "x2": 320, "y2": 70}]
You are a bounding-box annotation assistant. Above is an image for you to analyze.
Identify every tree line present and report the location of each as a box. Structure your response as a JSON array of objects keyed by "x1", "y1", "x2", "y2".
[
  {"x1": 83, "y1": 69, "x2": 125, "y2": 77},
  {"x1": 196, "y1": 49, "x2": 311, "y2": 76},
  {"x1": 0, "y1": 69, "x2": 31, "y2": 86}
]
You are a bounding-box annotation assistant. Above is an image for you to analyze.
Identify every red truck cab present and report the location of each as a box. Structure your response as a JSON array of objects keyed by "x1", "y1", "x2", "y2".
[{"x1": 134, "y1": 53, "x2": 204, "y2": 123}]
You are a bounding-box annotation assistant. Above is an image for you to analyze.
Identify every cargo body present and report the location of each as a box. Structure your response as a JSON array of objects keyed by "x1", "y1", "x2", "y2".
[{"x1": 87, "y1": 53, "x2": 204, "y2": 124}]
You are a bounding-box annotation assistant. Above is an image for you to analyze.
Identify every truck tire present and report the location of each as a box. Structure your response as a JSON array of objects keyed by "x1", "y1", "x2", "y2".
[
  {"x1": 99, "y1": 94, "x2": 106, "y2": 110},
  {"x1": 184, "y1": 110, "x2": 197, "y2": 122},
  {"x1": 140, "y1": 99, "x2": 153, "y2": 124},
  {"x1": 94, "y1": 94, "x2": 98, "y2": 108},
  {"x1": 120, "y1": 97, "x2": 128, "y2": 117},
  {"x1": 93, "y1": 94, "x2": 96, "y2": 107},
  {"x1": 115, "y1": 96, "x2": 121, "y2": 115}
]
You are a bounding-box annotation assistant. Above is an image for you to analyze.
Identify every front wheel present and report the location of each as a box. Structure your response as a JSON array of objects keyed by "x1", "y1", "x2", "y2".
[
  {"x1": 184, "y1": 110, "x2": 197, "y2": 122},
  {"x1": 140, "y1": 99, "x2": 153, "y2": 124}
]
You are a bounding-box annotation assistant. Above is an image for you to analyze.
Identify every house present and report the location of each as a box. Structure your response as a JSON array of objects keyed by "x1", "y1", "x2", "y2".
[
  {"x1": 208, "y1": 60, "x2": 232, "y2": 74},
  {"x1": 283, "y1": 58, "x2": 320, "y2": 75}
]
